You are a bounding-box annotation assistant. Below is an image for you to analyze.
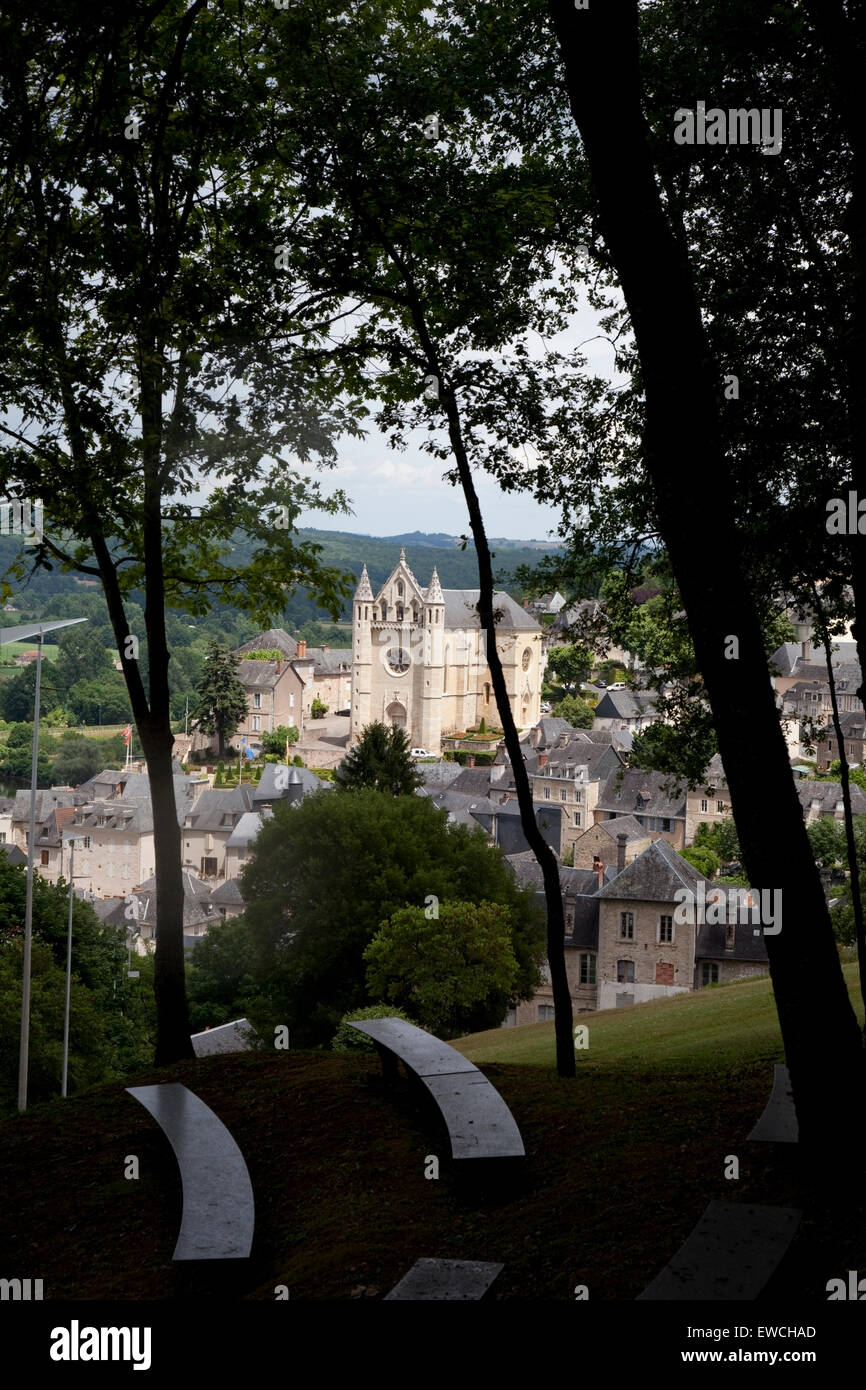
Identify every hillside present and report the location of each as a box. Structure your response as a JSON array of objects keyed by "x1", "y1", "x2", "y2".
[{"x1": 2, "y1": 965, "x2": 863, "y2": 1301}]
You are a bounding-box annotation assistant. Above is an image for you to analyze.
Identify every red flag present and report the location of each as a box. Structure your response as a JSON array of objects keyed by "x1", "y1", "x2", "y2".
[{"x1": 123, "y1": 724, "x2": 132, "y2": 746}]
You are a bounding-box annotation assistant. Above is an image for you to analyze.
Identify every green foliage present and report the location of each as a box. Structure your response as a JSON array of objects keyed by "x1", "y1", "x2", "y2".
[
  {"x1": 311, "y1": 697, "x2": 329, "y2": 718},
  {"x1": 680, "y1": 845, "x2": 721, "y2": 879},
  {"x1": 331, "y1": 1003, "x2": 413, "y2": 1053},
  {"x1": 825, "y1": 759, "x2": 866, "y2": 793},
  {"x1": 186, "y1": 917, "x2": 259, "y2": 1032},
  {"x1": 67, "y1": 673, "x2": 131, "y2": 725},
  {"x1": 630, "y1": 705, "x2": 718, "y2": 790},
  {"x1": 49, "y1": 737, "x2": 115, "y2": 787},
  {"x1": 261, "y1": 724, "x2": 300, "y2": 756},
  {"x1": 192, "y1": 643, "x2": 249, "y2": 757},
  {"x1": 552, "y1": 693, "x2": 595, "y2": 729},
  {"x1": 0, "y1": 664, "x2": 55, "y2": 721},
  {"x1": 55, "y1": 627, "x2": 113, "y2": 692},
  {"x1": 240, "y1": 788, "x2": 545, "y2": 1046},
  {"x1": 365, "y1": 901, "x2": 520, "y2": 1038},
  {"x1": 335, "y1": 720, "x2": 423, "y2": 796},
  {"x1": 243, "y1": 649, "x2": 286, "y2": 661},
  {"x1": 807, "y1": 817, "x2": 848, "y2": 869},
  {"x1": 547, "y1": 644, "x2": 593, "y2": 691}
]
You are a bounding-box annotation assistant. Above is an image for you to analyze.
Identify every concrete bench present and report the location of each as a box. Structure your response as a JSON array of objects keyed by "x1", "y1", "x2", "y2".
[
  {"x1": 348, "y1": 1017, "x2": 524, "y2": 1160},
  {"x1": 127, "y1": 1083, "x2": 254, "y2": 1260},
  {"x1": 748, "y1": 1064, "x2": 799, "y2": 1143},
  {"x1": 637, "y1": 1201, "x2": 801, "y2": 1300},
  {"x1": 385, "y1": 1258, "x2": 503, "y2": 1300}
]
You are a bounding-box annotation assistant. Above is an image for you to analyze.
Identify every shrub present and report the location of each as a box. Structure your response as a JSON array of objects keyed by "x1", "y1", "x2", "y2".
[{"x1": 331, "y1": 1004, "x2": 413, "y2": 1053}]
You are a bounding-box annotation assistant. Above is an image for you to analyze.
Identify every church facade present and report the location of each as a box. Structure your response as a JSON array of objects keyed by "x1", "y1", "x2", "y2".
[{"x1": 350, "y1": 551, "x2": 544, "y2": 752}]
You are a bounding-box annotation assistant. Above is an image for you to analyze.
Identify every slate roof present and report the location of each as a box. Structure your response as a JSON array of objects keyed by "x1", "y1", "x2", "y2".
[
  {"x1": 137, "y1": 870, "x2": 212, "y2": 900},
  {"x1": 593, "y1": 814, "x2": 650, "y2": 843},
  {"x1": 226, "y1": 809, "x2": 270, "y2": 847},
  {"x1": 450, "y1": 768, "x2": 495, "y2": 796},
  {"x1": 441, "y1": 589, "x2": 541, "y2": 631},
  {"x1": 593, "y1": 689, "x2": 659, "y2": 721},
  {"x1": 210, "y1": 877, "x2": 245, "y2": 908},
  {"x1": 0, "y1": 842, "x2": 26, "y2": 866},
  {"x1": 597, "y1": 838, "x2": 702, "y2": 903},
  {"x1": 696, "y1": 914, "x2": 770, "y2": 963},
  {"x1": 824, "y1": 711, "x2": 866, "y2": 737},
  {"x1": 11, "y1": 788, "x2": 80, "y2": 823},
  {"x1": 237, "y1": 658, "x2": 287, "y2": 690},
  {"x1": 303, "y1": 646, "x2": 351, "y2": 674},
  {"x1": 797, "y1": 780, "x2": 866, "y2": 815},
  {"x1": 534, "y1": 717, "x2": 574, "y2": 747},
  {"x1": 182, "y1": 785, "x2": 254, "y2": 830},
  {"x1": 421, "y1": 789, "x2": 498, "y2": 818},
  {"x1": 419, "y1": 760, "x2": 464, "y2": 789},
  {"x1": 596, "y1": 767, "x2": 687, "y2": 820},
  {"x1": 252, "y1": 763, "x2": 327, "y2": 803},
  {"x1": 91, "y1": 896, "x2": 125, "y2": 923},
  {"x1": 539, "y1": 738, "x2": 620, "y2": 781},
  {"x1": 235, "y1": 629, "x2": 298, "y2": 659},
  {"x1": 768, "y1": 642, "x2": 801, "y2": 678}
]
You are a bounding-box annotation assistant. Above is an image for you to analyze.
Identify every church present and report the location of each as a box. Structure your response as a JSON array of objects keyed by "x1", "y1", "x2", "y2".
[{"x1": 350, "y1": 550, "x2": 544, "y2": 753}]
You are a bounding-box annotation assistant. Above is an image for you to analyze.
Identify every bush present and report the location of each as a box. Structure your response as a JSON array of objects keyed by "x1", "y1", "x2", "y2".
[{"x1": 331, "y1": 1004, "x2": 413, "y2": 1053}]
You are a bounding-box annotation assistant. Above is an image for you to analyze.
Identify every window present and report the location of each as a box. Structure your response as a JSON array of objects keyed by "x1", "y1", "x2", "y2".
[
  {"x1": 850, "y1": 744, "x2": 856, "y2": 756},
  {"x1": 83, "y1": 836, "x2": 91, "y2": 850},
  {"x1": 659, "y1": 915, "x2": 673, "y2": 943},
  {"x1": 574, "y1": 811, "x2": 581, "y2": 827},
  {"x1": 41, "y1": 850, "x2": 49, "y2": 866},
  {"x1": 252, "y1": 716, "x2": 261, "y2": 732},
  {"x1": 716, "y1": 801, "x2": 725, "y2": 813},
  {"x1": 725, "y1": 923, "x2": 735, "y2": 949},
  {"x1": 661, "y1": 818, "x2": 672, "y2": 832},
  {"x1": 537, "y1": 1004, "x2": 555, "y2": 1021},
  {"x1": 253, "y1": 693, "x2": 262, "y2": 709},
  {"x1": 397, "y1": 580, "x2": 404, "y2": 597},
  {"x1": 579, "y1": 953, "x2": 596, "y2": 985},
  {"x1": 201, "y1": 856, "x2": 218, "y2": 878},
  {"x1": 700, "y1": 798, "x2": 708, "y2": 812},
  {"x1": 617, "y1": 959, "x2": 635, "y2": 983},
  {"x1": 620, "y1": 912, "x2": 634, "y2": 939},
  {"x1": 0, "y1": 833, "x2": 5, "y2": 843},
  {"x1": 560, "y1": 788, "x2": 568, "y2": 802},
  {"x1": 544, "y1": 786, "x2": 550, "y2": 800},
  {"x1": 827, "y1": 741, "x2": 834, "y2": 751},
  {"x1": 290, "y1": 693, "x2": 295, "y2": 709},
  {"x1": 702, "y1": 962, "x2": 719, "y2": 986}
]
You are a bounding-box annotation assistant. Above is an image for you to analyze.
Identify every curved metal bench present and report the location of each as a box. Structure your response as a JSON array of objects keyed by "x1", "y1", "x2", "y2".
[
  {"x1": 348, "y1": 1017, "x2": 524, "y2": 1160},
  {"x1": 748, "y1": 1064, "x2": 799, "y2": 1143},
  {"x1": 126, "y1": 1083, "x2": 254, "y2": 1260},
  {"x1": 385, "y1": 1258, "x2": 504, "y2": 1300},
  {"x1": 637, "y1": 1201, "x2": 801, "y2": 1300}
]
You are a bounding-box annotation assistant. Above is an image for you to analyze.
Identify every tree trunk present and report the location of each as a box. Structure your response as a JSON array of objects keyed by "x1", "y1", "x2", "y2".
[{"x1": 549, "y1": 0, "x2": 864, "y2": 1156}]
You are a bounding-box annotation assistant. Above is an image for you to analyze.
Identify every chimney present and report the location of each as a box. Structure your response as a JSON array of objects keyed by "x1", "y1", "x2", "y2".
[
  {"x1": 297, "y1": 639, "x2": 307, "y2": 659},
  {"x1": 467, "y1": 754, "x2": 475, "y2": 768},
  {"x1": 538, "y1": 752, "x2": 548, "y2": 768},
  {"x1": 523, "y1": 597, "x2": 530, "y2": 609},
  {"x1": 276, "y1": 659, "x2": 283, "y2": 674},
  {"x1": 617, "y1": 832, "x2": 627, "y2": 874},
  {"x1": 593, "y1": 855, "x2": 605, "y2": 891}
]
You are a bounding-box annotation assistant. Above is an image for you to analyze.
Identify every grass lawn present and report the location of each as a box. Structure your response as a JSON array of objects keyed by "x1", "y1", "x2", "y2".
[{"x1": 1, "y1": 966, "x2": 864, "y2": 1300}]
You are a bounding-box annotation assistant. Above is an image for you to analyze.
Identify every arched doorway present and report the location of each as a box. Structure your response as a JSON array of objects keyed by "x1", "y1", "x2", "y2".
[{"x1": 386, "y1": 700, "x2": 407, "y2": 731}]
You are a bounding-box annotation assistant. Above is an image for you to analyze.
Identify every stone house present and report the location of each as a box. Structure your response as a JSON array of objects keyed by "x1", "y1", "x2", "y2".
[
  {"x1": 180, "y1": 785, "x2": 255, "y2": 883},
  {"x1": 531, "y1": 733, "x2": 624, "y2": 850},
  {"x1": 796, "y1": 778, "x2": 866, "y2": 822},
  {"x1": 593, "y1": 767, "x2": 687, "y2": 850},
  {"x1": 817, "y1": 711, "x2": 866, "y2": 770},
  {"x1": 572, "y1": 814, "x2": 651, "y2": 870},
  {"x1": 592, "y1": 688, "x2": 661, "y2": 735},
  {"x1": 683, "y1": 753, "x2": 733, "y2": 843}
]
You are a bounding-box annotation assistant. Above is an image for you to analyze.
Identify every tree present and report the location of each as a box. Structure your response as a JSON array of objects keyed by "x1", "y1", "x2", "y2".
[
  {"x1": 240, "y1": 788, "x2": 544, "y2": 1046},
  {"x1": 680, "y1": 845, "x2": 720, "y2": 880},
  {"x1": 807, "y1": 817, "x2": 848, "y2": 870},
  {"x1": 186, "y1": 917, "x2": 258, "y2": 1033},
  {"x1": 260, "y1": 724, "x2": 300, "y2": 756},
  {"x1": 547, "y1": 0, "x2": 865, "y2": 1159},
  {"x1": 55, "y1": 627, "x2": 112, "y2": 692},
  {"x1": 67, "y1": 673, "x2": 131, "y2": 725},
  {"x1": 365, "y1": 900, "x2": 520, "y2": 1038},
  {"x1": 191, "y1": 643, "x2": 248, "y2": 760},
  {"x1": 49, "y1": 737, "x2": 112, "y2": 787},
  {"x1": 331, "y1": 1003, "x2": 413, "y2": 1053},
  {"x1": 335, "y1": 721, "x2": 423, "y2": 796},
  {"x1": 552, "y1": 693, "x2": 594, "y2": 729},
  {"x1": 0, "y1": 664, "x2": 57, "y2": 721},
  {"x1": 0, "y1": 1, "x2": 362, "y2": 1065},
  {"x1": 547, "y1": 644, "x2": 592, "y2": 691}
]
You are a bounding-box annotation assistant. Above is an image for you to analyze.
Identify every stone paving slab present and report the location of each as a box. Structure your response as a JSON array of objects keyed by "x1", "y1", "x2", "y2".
[
  {"x1": 748, "y1": 1064, "x2": 799, "y2": 1143},
  {"x1": 637, "y1": 1201, "x2": 802, "y2": 1300},
  {"x1": 384, "y1": 1259, "x2": 504, "y2": 1300},
  {"x1": 127, "y1": 1083, "x2": 254, "y2": 1260}
]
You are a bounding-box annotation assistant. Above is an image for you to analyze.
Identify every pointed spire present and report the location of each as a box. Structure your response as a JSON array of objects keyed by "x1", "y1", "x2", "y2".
[
  {"x1": 399, "y1": 546, "x2": 406, "y2": 565},
  {"x1": 354, "y1": 564, "x2": 373, "y2": 601},
  {"x1": 426, "y1": 566, "x2": 444, "y2": 604}
]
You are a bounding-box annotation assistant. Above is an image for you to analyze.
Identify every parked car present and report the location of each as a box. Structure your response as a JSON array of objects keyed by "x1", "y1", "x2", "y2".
[
  {"x1": 594, "y1": 679, "x2": 607, "y2": 688},
  {"x1": 608, "y1": 681, "x2": 627, "y2": 690},
  {"x1": 410, "y1": 747, "x2": 431, "y2": 759},
  {"x1": 334, "y1": 708, "x2": 350, "y2": 717},
  {"x1": 540, "y1": 701, "x2": 552, "y2": 713}
]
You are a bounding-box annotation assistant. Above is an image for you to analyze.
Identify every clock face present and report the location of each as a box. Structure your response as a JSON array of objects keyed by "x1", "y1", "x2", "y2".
[
  {"x1": 522, "y1": 647, "x2": 532, "y2": 671},
  {"x1": 385, "y1": 648, "x2": 410, "y2": 675}
]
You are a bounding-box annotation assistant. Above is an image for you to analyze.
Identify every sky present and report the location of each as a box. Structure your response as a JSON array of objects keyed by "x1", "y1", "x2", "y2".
[{"x1": 296, "y1": 296, "x2": 621, "y2": 541}]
